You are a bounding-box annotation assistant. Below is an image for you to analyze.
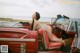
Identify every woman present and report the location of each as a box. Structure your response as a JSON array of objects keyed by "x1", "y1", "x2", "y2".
[{"x1": 31, "y1": 12, "x2": 65, "y2": 44}]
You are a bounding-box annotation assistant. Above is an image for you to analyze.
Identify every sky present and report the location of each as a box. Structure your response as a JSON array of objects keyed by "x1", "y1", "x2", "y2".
[{"x1": 0, "y1": 0, "x2": 80, "y2": 22}]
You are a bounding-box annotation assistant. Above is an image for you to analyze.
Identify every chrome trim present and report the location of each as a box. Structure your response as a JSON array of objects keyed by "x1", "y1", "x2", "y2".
[
  {"x1": 67, "y1": 21, "x2": 72, "y2": 32},
  {"x1": 0, "y1": 38, "x2": 35, "y2": 42}
]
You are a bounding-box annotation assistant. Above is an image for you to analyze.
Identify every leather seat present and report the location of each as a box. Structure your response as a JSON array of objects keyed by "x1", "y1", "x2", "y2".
[
  {"x1": 43, "y1": 30, "x2": 63, "y2": 49},
  {"x1": 38, "y1": 29, "x2": 63, "y2": 49}
]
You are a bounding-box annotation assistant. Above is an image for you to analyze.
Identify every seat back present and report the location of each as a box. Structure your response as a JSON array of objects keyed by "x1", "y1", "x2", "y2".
[
  {"x1": 38, "y1": 29, "x2": 43, "y2": 36},
  {"x1": 43, "y1": 30, "x2": 49, "y2": 49}
]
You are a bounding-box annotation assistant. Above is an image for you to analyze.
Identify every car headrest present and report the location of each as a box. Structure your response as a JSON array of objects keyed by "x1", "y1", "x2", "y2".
[{"x1": 38, "y1": 29, "x2": 44, "y2": 36}]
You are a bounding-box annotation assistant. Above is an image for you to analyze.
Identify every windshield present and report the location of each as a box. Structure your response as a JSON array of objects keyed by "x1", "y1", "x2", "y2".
[
  {"x1": 56, "y1": 17, "x2": 69, "y2": 24},
  {"x1": 67, "y1": 21, "x2": 76, "y2": 32},
  {"x1": 55, "y1": 17, "x2": 70, "y2": 31},
  {"x1": 0, "y1": 21, "x2": 24, "y2": 28}
]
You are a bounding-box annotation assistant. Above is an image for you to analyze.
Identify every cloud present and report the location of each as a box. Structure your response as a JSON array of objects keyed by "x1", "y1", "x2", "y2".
[{"x1": 0, "y1": 0, "x2": 80, "y2": 22}]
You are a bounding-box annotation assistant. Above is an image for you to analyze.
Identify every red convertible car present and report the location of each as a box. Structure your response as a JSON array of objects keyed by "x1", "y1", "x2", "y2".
[
  {"x1": 0, "y1": 16, "x2": 80, "y2": 53},
  {"x1": 0, "y1": 22, "x2": 38, "y2": 53}
]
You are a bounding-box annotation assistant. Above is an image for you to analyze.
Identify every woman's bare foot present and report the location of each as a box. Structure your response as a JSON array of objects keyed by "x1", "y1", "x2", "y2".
[
  {"x1": 62, "y1": 40, "x2": 66, "y2": 46},
  {"x1": 59, "y1": 38, "x2": 66, "y2": 46}
]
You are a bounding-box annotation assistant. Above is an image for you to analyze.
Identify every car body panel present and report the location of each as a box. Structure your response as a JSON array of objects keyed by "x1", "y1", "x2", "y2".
[{"x1": 0, "y1": 27, "x2": 38, "y2": 53}]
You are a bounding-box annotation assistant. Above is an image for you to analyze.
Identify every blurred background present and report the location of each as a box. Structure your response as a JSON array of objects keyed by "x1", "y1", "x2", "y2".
[{"x1": 0, "y1": 0, "x2": 80, "y2": 22}]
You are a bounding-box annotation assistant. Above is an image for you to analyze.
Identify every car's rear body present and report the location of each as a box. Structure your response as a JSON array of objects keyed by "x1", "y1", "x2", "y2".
[{"x1": 0, "y1": 27, "x2": 38, "y2": 53}]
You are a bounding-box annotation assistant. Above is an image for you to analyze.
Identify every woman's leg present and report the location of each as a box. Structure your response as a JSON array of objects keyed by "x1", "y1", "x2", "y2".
[{"x1": 46, "y1": 26, "x2": 63, "y2": 42}]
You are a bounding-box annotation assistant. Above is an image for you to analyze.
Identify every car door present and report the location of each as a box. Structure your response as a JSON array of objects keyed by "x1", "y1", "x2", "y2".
[{"x1": 71, "y1": 21, "x2": 80, "y2": 53}]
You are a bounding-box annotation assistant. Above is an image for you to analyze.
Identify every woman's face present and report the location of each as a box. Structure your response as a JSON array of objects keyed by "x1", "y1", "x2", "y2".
[{"x1": 32, "y1": 13, "x2": 36, "y2": 19}]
